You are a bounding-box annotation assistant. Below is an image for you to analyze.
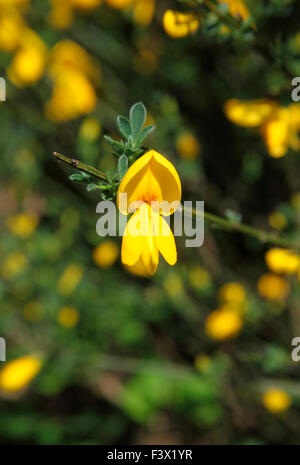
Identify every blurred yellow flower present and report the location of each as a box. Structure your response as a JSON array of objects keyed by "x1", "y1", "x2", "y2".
[
  {"x1": 48, "y1": 1, "x2": 74, "y2": 29},
  {"x1": 194, "y1": 354, "x2": 211, "y2": 373},
  {"x1": 1, "y1": 0, "x2": 30, "y2": 9},
  {"x1": 205, "y1": 307, "x2": 243, "y2": 340},
  {"x1": 265, "y1": 248, "x2": 300, "y2": 275},
  {"x1": 79, "y1": 117, "x2": 101, "y2": 141},
  {"x1": 188, "y1": 266, "x2": 212, "y2": 291},
  {"x1": 218, "y1": 282, "x2": 246, "y2": 311},
  {"x1": 0, "y1": 9, "x2": 25, "y2": 51},
  {"x1": 133, "y1": 49, "x2": 158, "y2": 75},
  {"x1": 224, "y1": 98, "x2": 277, "y2": 128},
  {"x1": 268, "y1": 212, "x2": 287, "y2": 231},
  {"x1": 176, "y1": 132, "x2": 201, "y2": 160},
  {"x1": 132, "y1": 0, "x2": 155, "y2": 26},
  {"x1": 224, "y1": 99, "x2": 300, "y2": 158},
  {"x1": 8, "y1": 29, "x2": 47, "y2": 87},
  {"x1": 163, "y1": 10, "x2": 200, "y2": 39},
  {"x1": 58, "y1": 306, "x2": 79, "y2": 328},
  {"x1": 0, "y1": 355, "x2": 42, "y2": 392},
  {"x1": 218, "y1": 0, "x2": 250, "y2": 21},
  {"x1": 48, "y1": 40, "x2": 101, "y2": 82},
  {"x1": 57, "y1": 264, "x2": 84, "y2": 295},
  {"x1": 6, "y1": 212, "x2": 38, "y2": 237},
  {"x1": 2, "y1": 251, "x2": 27, "y2": 279},
  {"x1": 46, "y1": 40, "x2": 100, "y2": 121},
  {"x1": 257, "y1": 273, "x2": 290, "y2": 301},
  {"x1": 262, "y1": 388, "x2": 291, "y2": 413},
  {"x1": 93, "y1": 241, "x2": 119, "y2": 268},
  {"x1": 49, "y1": 0, "x2": 102, "y2": 29},
  {"x1": 105, "y1": 0, "x2": 133, "y2": 9},
  {"x1": 23, "y1": 301, "x2": 44, "y2": 322},
  {"x1": 117, "y1": 150, "x2": 181, "y2": 276},
  {"x1": 163, "y1": 273, "x2": 184, "y2": 298},
  {"x1": 45, "y1": 69, "x2": 97, "y2": 122}
]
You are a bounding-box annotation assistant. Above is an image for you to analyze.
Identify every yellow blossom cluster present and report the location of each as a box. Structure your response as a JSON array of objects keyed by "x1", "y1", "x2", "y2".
[
  {"x1": 205, "y1": 282, "x2": 246, "y2": 340},
  {"x1": 163, "y1": 0, "x2": 250, "y2": 39},
  {"x1": 0, "y1": 3, "x2": 101, "y2": 121},
  {"x1": 45, "y1": 40, "x2": 100, "y2": 122},
  {"x1": 0, "y1": 0, "x2": 48, "y2": 87},
  {"x1": 257, "y1": 248, "x2": 300, "y2": 302},
  {"x1": 224, "y1": 99, "x2": 300, "y2": 158}
]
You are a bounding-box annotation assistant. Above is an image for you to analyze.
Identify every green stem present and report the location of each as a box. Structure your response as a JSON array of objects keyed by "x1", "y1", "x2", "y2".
[
  {"x1": 53, "y1": 152, "x2": 300, "y2": 250},
  {"x1": 187, "y1": 208, "x2": 300, "y2": 250}
]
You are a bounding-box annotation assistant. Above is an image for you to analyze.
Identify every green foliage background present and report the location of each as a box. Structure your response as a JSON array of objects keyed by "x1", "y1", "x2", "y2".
[{"x1": 1, "y1": 0, "x2": 300, "y2": 445}]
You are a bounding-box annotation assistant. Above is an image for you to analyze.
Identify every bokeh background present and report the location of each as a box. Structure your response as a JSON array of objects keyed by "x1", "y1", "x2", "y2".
[{"x1": 1, "y1": 0, "x2": 300, "y2": 445}]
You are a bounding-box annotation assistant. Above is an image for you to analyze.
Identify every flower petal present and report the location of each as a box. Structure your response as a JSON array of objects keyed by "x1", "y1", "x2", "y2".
[
  {"x1": 152, "y1": 210, "x2": 177, "y2": 265},
  {"x1": 117, "y1": 150, "x2": 181, "y2": 215}
]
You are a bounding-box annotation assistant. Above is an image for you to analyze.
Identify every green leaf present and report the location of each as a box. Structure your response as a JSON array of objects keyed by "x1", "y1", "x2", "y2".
[
  {"x1": 80, "y1": 171, "x2": 92, "y2": 180},
  {"x1": 69, "y1": 174, "x2": 85, "y2": 182},
  {"x1": 118, "y1": 154, "x2": 128, "y2": 180},
  {"x1": 104, "y1": 135, "x2": 124, "y2": 155},
  {"x1": 135, "y1": 125, "x2": 155, "y2": 147},
  {"x1": 87, "y1": 183, "x2": 98, "y2": 192},
  {"x1": 130, "y1": 102, "x2": 146, "y2": 141},
  {"x1": 117, "y1": 116, "x2": 131, "y2": 140}
]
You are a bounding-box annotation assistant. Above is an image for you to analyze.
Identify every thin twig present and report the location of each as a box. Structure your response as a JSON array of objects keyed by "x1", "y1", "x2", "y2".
[{"x1": 53, "y1": 152, "x2": 106, "y2": 180}]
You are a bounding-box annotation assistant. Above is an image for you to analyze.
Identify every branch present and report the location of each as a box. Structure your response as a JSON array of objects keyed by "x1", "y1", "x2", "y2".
[
  {"x1": 53, "y1": 152, "x2": 300, "y2": 251},
  {"x1": 53, "y1": 152, "x2": 106, "y2": 180}
]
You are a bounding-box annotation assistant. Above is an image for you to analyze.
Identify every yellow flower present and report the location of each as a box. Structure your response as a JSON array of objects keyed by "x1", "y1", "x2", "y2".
[
  {"x1": 23, "y1": 301, "x2": 44, "y2": 322},
  {"x1": 58, "y1": 306, "x2": 79, "y2": 328},
  {"x1": 268, "y1": 212, "x2": 287, "y2": 231},
  {"x1": 8, "y1": 29, "x2": 47, "y2": 87},
  {"x1": 257, "y1": 273, "x2": 290, "y2": 301},
  {"x1": 79, "y1": 117, "x2": 101, "y2": 141},
  {"x1": 176, "y1": 132, "x2": 201, "y2": 160},
  {"x1": 261, "y1": 109, "x2": 289, "y2": 158},
  {"x1": 262, "y1": 388, "x2": 291, "y2": 413},
  {"x1": 224, "y1": 98, "x2": 277, "y2": 128},
  {"x1": 218, "y1": 282, "x2": 246, "y2": 311},
  {"x1": 57, "y1": 264, "x2": 83, "y2": 295},
  {"x1": 132, "y1": 0, "x2": 155, "y2": 26},
  {"x1": 0, "y1": 355, "x2": 42, "y2": 392},
  {"x1": 45, "y1": 69, "x2": 97, "y2": 122},
  {"x1": 48, "y1": 40, "x2": 101, "y2": 82},
  {"x1": 6, "y1": 212, "x2": 38, "y2": 237},
  {"x1": 163, "y1": 10, "x2": 200, "y2": 39},
  {"x1": 105, "y1": 0, "x2": 134, "y2": 9},
  {"x1": 93, "y1": 241, "x2": 119, "y2": 268},
  {"x1": 0, "y1": 9, "x2": 25, "y2": 51},
  {"x1": 1, "y1": 0, "x2": 30, "y2": 9},
  {"x1": 188, "y1": 266, "x2": 212, "y2": 291},
  {"x1": 225, "y1": 99, "x2": 300, "y2": 158},
  {"x1": 117, "y1": 150, "x2": 181, "y2": 276},
  {"x1": 205, "y1": 307, "x2": 243, "y2": 340},
  {"x1": 218, "y1": 0, "x2": 250, "y2": 21},
  {"x1": 2, "y1": 251, "x2": 27, "y2": 279},
  {"x1": 48, "y1": 1, "x2": 74, "y2": 29},
  {"x1": 49, "y1": 0, "x2": 102, "y2": 29},
  {"x1": 265, "y1": 248, "x2": 300, "y2": 275}
]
